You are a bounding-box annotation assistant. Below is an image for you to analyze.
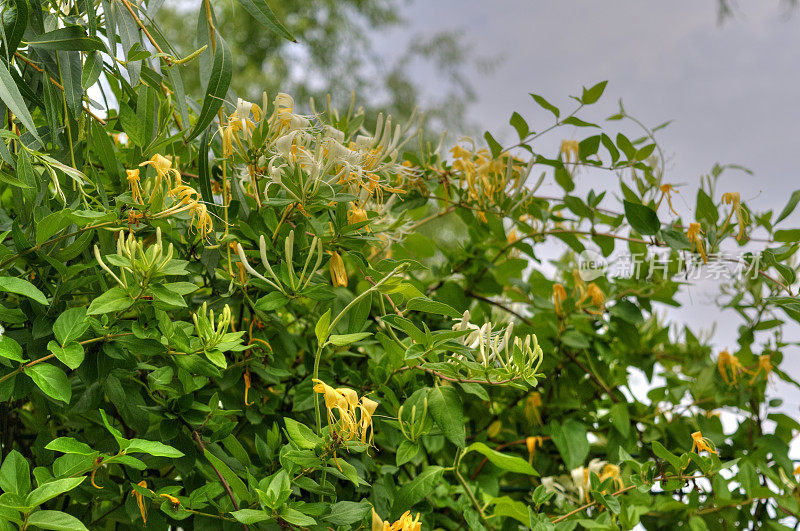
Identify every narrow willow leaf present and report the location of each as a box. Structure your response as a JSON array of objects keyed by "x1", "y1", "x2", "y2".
[{"x1": 186, "y1": 34, "x2": 232, "y2": 142}]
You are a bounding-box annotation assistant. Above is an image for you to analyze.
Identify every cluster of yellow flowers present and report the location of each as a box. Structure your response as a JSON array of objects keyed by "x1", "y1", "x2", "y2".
[
  {"x1": 721, "y1": 192, "x2": 749, "y2": 242},
  {"x1": 552, "y1": 277, "x2": 605, "y2": 317},
  {"x1": 717, "y1": 349, "x2": 772, "y2": 385},
  {"x1": 127, "y1": 154, "x2": 213, "y2": 240},
  {"x1": 449, "y1": 142, "x2": 531, "y2": 221},
  {"x1": 312, "y1": 379, "x2": 378, "y2": 445},
  {"x1": 372, "y1": 509, "x2": 422, "y2": 531}
]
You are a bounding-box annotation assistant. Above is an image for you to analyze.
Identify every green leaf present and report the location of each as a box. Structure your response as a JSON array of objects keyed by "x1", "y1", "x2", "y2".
[
  {"x1": 427, "y1": 385, "x2": 465, "y2": 448},
  {"x1": 623, "y1": 200, "x2": 660, "y2": 236},
  {"x1": 529, "y1": 93, "x2": 560, "y2": 118},
  {"x1": 774, "y1": 229, "x2": 800, "y2": 243},
  {"x1": 562, "y1": 116, "x2": 599, "y2": 128},
  {"x1": 53, "y1": 307, "x2": 88, "y2": 345},
  {"x1": 25, "y1": 510, "x2": 88, "y2": 530},
  {"x1": 86, "y1": 286, "x2": 132, "y2": 315},
  {"x1": 0, "y1": 336, "x2": 23, "y2": 362},
  {"x1": 279, "y1": 507, "x2": 316, "y2": 526},
  {"x1": 464, "y1": 442, "x2": 538, "y2": 475},
  {"x1": 47, "y1": 341, "x2": 84, "y2": 370},
  {"x1": 695, "y1": 189, "x2": 719, "y2": 225},
  {"x1": 81, "y1": 51, "x2": 103, "y2": 90},
  {"x1": 581, "y1": 80, "x2": 608, "y2": 104},
  {"x1": 98, "y1": 410, "x2": 129, "y2": 450},
  {"x1": 326, "y1": 501, "x2": 372, "y2": 525},
  {"x1": 549, "y1": 419, "x2": 589, "y2": 470},
  {"x1": 26, "y1": 364, "x2": 71, "y2": 403},
  {"x1": 149, "y1": 284, "x2": 187, "y2": 307},
  {"x1": 234, "y1": 0, "x2": 295, "y2": 42},
  {"x1": 392, "y1": 466, "x2": 444, "y2": 515},
  {"x1": 186, "y1": 34, "x2": 232, "y2": 142},
  {"x1": 0, "y1": 0, "x2": 29, "y2": 57},
  {"x1": 26, "y1": 478, "x2": 85, "y2": 507},
  {"x1": 0, "y1": 169, "x2": 31, "y2": 188},
  {"x1": 775, "y1": 190, "x2": 800, "y2": 225},
  {"x1": 26, "y1": 26, "x2": 106, "y2": 51},
  {"x1": 509, "y1": 111, "x2": 529, "y2": 140},
  {"x1": 315, "y1": 309, "x2": 331, "y2": 344},
  {"x1": 231, "y1": 509, "x2": 272, "y2": 524},
  {"x1": 0, "y1": 61, "x2": 42, "y2": 145},
  {"x1": 396, "y1": 440, "x2": 419, "y2": 466},
  {"x1": 35, "y1": 211, "x2": 73, "y2": 246},
  {"x1": 0, "y1": 450, "x2": 30, "y2": 496},
  {"x1": 126, "y1": 439, "x2": 184, "y2": 458},
  {"x1": 407, "y1": 297, "x2": 461, "y2": 318},
  {"x1": 652, "y1": 441, "x2": 683, "y2": 473},
  {"x1": 202, "y1": 449, "x2": 249, "y2": 501},
  {"x1": 0, "y1": 277, "x2": 48, "y2": 305},
  {"x1": 45, "y1": 437, "x2": 95, "y2": 456},
  {"x1": 327, "y1": 332, "x2": 372, "y2": 346},
  {"x1": 484, "y1": 131, "x2": 502, "y2": 158},
  {"x1": 284, "y1": 418, "x2": 323, "y2": 449}
]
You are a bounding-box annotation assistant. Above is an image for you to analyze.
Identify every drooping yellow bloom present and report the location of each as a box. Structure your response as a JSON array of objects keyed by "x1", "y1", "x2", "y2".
[
  {"x1": 599, "y1": 463, "x2": 624, "y2": 490},
  {"x1": 159, "y1": 493, "x2": 180, "y2": 507},
  {"x1": 132, "y1": 480, "x2": 150, "y2": 524},
  {"x1": 749, "y1": 354, "x2": 773, "y2": 384},
  {"x1": 127, "y1": 169, "x2": 143, "y2": 204},
  {"x1": 690, "y1": 431, "x2": 717, "y2": 455},
  {"x1": 578, "y1": 282, "x2": 605, "y2": 314},
  {"x1": 525, "y1": 391, "x2": 543, "y2": 425},
  {"x1": 686, "y1": 223, "x2": 707, "y2": 264},
  {"x1": 329, "y1": 251, "x2": 348, "y2": 287},
  {"x1": 312, "y1": 379, "x2": 378, "y2": 445},
  {"x1": 717, "y1": 349, "x2": 744, "y2": 384},
  {"x1": 657, "y1": 184, "x2": 679, "y2": 215},
  {"x1": 526, "y1": 436, "x2": 544, "y2": 463},
  {"x1": 190, "y1": 202, "x2": 214, "y2": 240},
  {"x1": 722, "y1": 192, "x2": 748, "y2": 242},
  {"x1": 243, "y1": 368, "x2": 253, "y2": 406},
  {"x1": 372, "y1": 509, "x2": 422, "y2": 531},
  {"x1": 90, "y1": 456, "x2": 103, "y2": 489},
  {"x1": 347, "y1": 203, "x2": 368, "y2": 227},
  {"x1": 560, "y1": 140, "x2": 580, "y2": 162},
  {"x1": 139, "y1": 153, "x2": 180, "y2": 196},
  {"x1": 553, "y1": 283, "x2": 567, "y2": 316}
]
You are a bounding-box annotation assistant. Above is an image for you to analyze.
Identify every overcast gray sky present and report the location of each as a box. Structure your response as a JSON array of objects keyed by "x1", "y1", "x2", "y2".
[{"x1": 379, "y1": 1, "x2": 800, "y2": 439}]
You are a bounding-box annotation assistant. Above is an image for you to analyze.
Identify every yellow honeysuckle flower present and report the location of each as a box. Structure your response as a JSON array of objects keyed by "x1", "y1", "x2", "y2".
[
  {"x1": 599, "y1": 463, "x2": 624, "y2": 490},
  {"x1": 126, "y1": 169, "x2": 143, "y2": 204},
  {"x1": 329, "y1": 251, "x2": 348, "y2": 287},
  {"x1": 347, "y1": 204, "x2": 368, "y2": 227},
  {"x1": 190, "y1": 203, "x2": 214, "y2": 241},
  {"x1": 372, "y1": 509, "x2": 422, "y2": 531},
  {"x1": 658, "y1": 184, "x2": 679, "y2": 216},
  {"x1": 749, "y1": 354, "x2": 772, "y2": 384},
  {"x1": 139, "y1": 153, "x2": 180, "y2": 194},
  {"x1": 526, "y1": 435, "x2": 544, "y2": 463},
  {"x1": 90, "y1": 456, "x2": 103, "y2": 489},
  {"x1": 717, "y1": 349, "x2": 744, "y2": 384},
  {"x1": 243, "y1": 368, "x2": 253, "y2": 406},
  {"x1": 560, "y1": 139, "x2": 580, "y2": 162},
  {"x1": 449, "y1": 144, "x2": 472, "y2": 160},
  {"x1": 690, "y1": 431, "x2": 717, "y2": 454},
  {"x1": 525, "y1": 391, "x2": 543, "y2": 425},
  {"x1": 794, "y1": 464, "x2": 800, "y2": 476},
  {"x1": 132, "y1": 480, "x2": 150, "y2": 524},
  {"x1": 312, "y1": 378, "x2": 378, "y2": 445},
  {"x1": 553, "y1": 283, "x2": 567, "y2": 316},
  {"x1": 686, "y1": 222, "x2": 707, "y2": 264},
  {"x1": 159, "y1": 493, "x2": 180, "y2": 507},
  {"x1": 722, "y1": 192, "x2": 749, "y2": 242}
]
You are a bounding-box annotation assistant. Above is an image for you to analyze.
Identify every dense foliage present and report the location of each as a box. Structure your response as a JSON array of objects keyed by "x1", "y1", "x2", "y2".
[{"x1": 0, "y1": 1, "x2": 799, "y2": 530}]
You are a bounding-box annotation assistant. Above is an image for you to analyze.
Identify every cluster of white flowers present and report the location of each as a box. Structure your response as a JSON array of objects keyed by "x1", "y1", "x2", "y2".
[
  {"x1": 451, "y1": 311, "x2": 543, "y2": 377},
  {"x1": 541, "y1": 458, "x2": 623, "y2": 504}
]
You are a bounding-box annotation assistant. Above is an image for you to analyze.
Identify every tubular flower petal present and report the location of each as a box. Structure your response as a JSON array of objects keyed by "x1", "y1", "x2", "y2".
[
  {"x1": 313, "y1": 379, "x2": 377, "y2": 444},
  {"x1": 553, "y1": 283, "x2": 568, "y2": 316},
  {"x1": 560, "y1": 140, "x2": 580, "y2": 163},
  {"x1": 749, "y1": 354, "x2": 773, "y2": 384},
  {"x1": 657, "y1": 184, "x2": 679, "y2": 216},
  {"x1": 526, "y1": 436, "x2": 544, "y2": 463},
  {"x1": 690, "y1": 431, "x2": 717, "y2": 455},
  {"x1": 243, "y1": 368, "x2": 253, "y2": 406},
  {"x1": 686, "y1": 223, "x2": 707, "y2": 264},
  {"x1": 717, "y1": 349, "x2": 744, "y2": 384},
  {"x1": 722, "y1": 192, "x2": 749, "y2": 242},
  {"x1": 329, "y1": 251, "x2": 348, "y2": 287},
  {"x1": 127, "y1": 169, "x2": 143, "y2": 203},
  {"x1": 90, "y1": 456, "x2": 103, "y2": 489},
  {"x1": 132, "y1": 480, "x2": 150, "y2": 524},
  {"x1": 140, "y1": 153, "x2": 180, "y2": 194},
  {"x1": 372, "y1": 510, "x2": 421, "y2": 531},
  {"x1": 347, "y1": 203, "x2": 369, "y2": 227}
]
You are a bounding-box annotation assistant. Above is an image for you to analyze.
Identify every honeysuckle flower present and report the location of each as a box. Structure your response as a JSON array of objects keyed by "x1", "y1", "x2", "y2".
[
  {"x1": 372, "y1": 509, "x2": 422, "y2": 531},
  {"x1": 312, "y1": 379, "x2": 377, "y2": 444},
  {"x1": 717, "y1": 349, "x2": 744, "y2": 384},
  {"x1": 329, "y1": 251, "x2": 348, "y2": 287},
  {"x1": 690, "y1": 431, "x2": 717, "y2": 454},
  {"x1": 657, "y1": 184, "x2": 679, "y2": 215},
  {"x1": 722, "y1": 192, "x2": 749, "y2": 242},
  {"x1": 127, "y1": 169, "x2": 143, "y2": 203},
  {"x1": 132, "y1": 480, "x2": 151, "y2": 524},
  {"x1": 749, "y1": 354, "x2": 773, "y2": 384},
  {"x1": 243, "y1": 368, "x2": 253, "y2": 406},
  {"x1": 553, "y1": 283, "x2": 567, "y2": 316},
  {"x1": 578, "y1": 282, "x2": 604, "y2": 314},
  {"x1": 139, "y1": 153, "x2": 180, "y2": 195},
  {"x1": 526, "y1": 435, "x2": 544, "y2": 463},
  {"x1": 347, "y1": 203, "x2": 368, "y2": 227},
  {"x1": 560, "y1": 139, "x2": 580, "y2": 163},
  {"x1": 90, "y1": 456, "x2": 104, "y2": 489},
  {"x1": 686, "y1": 222, "x2": 707, "y2": 264},
  {"x1": 599, "y1": 463, "x2": 624, "y2": 491},
  {"x1": 525, "y1": 391, "x2": 543, "y2": 425},
  {"x1": 159, "y1": 493, "x2": 180, "y2": 507}
]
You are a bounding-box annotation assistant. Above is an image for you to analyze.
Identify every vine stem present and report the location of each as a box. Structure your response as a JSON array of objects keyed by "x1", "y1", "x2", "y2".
[{"x1": 313, "y1": 263, "x2": 408, "y2": 432}]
